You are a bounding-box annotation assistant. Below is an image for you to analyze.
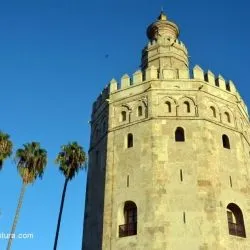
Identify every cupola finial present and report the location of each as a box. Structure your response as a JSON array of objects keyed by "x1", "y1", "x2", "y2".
[{"x1": 158, "y1": 8, "x2": 167, "y2": 21}]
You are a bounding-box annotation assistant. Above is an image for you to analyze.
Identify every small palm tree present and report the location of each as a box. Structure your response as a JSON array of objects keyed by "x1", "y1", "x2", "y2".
[
  {"x1": 54, "y1": 142, "x2": 86, "y2": 250},
  {"x1": 0, "y1": 131, "x2": 13, "y2": 170},
  {"x1": 7, "y1": 142, "x2": 47, "y2": 250}
]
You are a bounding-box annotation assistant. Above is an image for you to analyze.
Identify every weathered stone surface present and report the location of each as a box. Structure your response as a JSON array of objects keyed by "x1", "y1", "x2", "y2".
[{"x1": 83, "y1": 11, "x2": 250, "y2": 250}]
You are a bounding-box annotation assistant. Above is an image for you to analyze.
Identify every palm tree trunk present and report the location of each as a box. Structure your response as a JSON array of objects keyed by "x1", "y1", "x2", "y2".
[
  {"x1": 6, "y1": 182, "x2": 27, "y2": 250},
  {"x1": 53, "y1": 178, "x2": 69, "y2": 250}
]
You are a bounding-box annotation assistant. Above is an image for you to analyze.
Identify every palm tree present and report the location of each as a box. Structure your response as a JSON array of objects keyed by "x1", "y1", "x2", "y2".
[
  {"x1": 54, "y1": 142, "x2": 86, "y2": 250},
  {"x1": 0, "y1": 131, "x2": 13, "y2": 170},
  {"x1": 7, "y1": 142, "x2": 47, "y2": 250}
]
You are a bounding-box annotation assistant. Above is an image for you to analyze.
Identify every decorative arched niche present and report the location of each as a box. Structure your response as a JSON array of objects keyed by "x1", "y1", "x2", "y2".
[
  {"x1": 178, "y1": 96, "x2": 196, "y2": 116},
  {"x1": 221, "y1": 107, "x2": 235, "y2": 127},
  {"x1": 130, "y1": 99, "x2": 148, "y2": 122},
  {"x1": 207, "y1": 101, "x2": 220, "y2": 121},
  {"x1": 158, "y1": 96, "x2": 177, "y2": 117},
  {"x1": 116, "y1": 104, "x2": 131, "y2": 125}
]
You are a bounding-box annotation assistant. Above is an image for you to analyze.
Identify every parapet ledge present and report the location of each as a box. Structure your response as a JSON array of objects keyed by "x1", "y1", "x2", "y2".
[
  {"x1": 192, "y1": 65, "x2": 249, "y2": 115},
  {"x1": 107, "y1": 66, "x2": 191, "y2": 94},
  {"x1": 99, "y1": 65, "x2": 244, "y2": 109},
  {"x1": 146, "y1": 38, "x2": 187, "y2": 54},
  {"x1": 107, "y1": 66, "x2": 160, "y2": 93},
  {"x1": 108, "y1": 69, "x2": 144, "y2": 93},
  {"x1": 92, "y1": 64, "x2": 248, "y2": 116},
  {"x1": 192, "y1": 65, "x2": 237, "y2": 94}
]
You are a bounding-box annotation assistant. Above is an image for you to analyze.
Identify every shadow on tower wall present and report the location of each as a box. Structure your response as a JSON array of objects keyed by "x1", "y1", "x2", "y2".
[{"x1": 81, "y1": 102, "x2": 109, "y2": 250}]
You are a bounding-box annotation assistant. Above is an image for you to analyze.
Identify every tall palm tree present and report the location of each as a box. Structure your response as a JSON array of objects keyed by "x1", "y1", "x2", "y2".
[
  {"x1": 7, "y1": 142, "x2": 47, "y2": 250},
  {"x1": 54, "y1": 142, "x2": 86, "y2": 250},
  {"x1": 0, "y1": 131, "x2": 13, "y2": 170}
]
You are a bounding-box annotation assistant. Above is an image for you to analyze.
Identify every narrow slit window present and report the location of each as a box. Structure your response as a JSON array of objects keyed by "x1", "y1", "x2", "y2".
[
  {"x1": 225, "y1": 112, "x2": 231, "y2": 123},
  {"x1": 180, "y1": 169, "x2": 183, "y2": 182},
  {"x1": 183, "y1": 212, "x2": 186, "y2": 224},
  {"x1": 127, "y1": 175, "x2": 130, "y2": 187},
  {"x1": 222, "y1": 134, "x2": 230, "y2": 149},
  {"x1": 210, "y1": 106, "x2": 216, "y2": 118},
  {"x1": 184, "y1": 101, "x2": 190, "y2": 113},
  {"x1": 165, "y1": 101, "x2": 171, "y2": 113},
  {"x1": 121, "y1": 111, "x2": 127, "y2": 122},
  {"x1": 138, "y1": 106, "x2": 143, "y2": 116},
  {"x1": 127, "y1": 133, "x2": 133, "y2": 148},
  {"x1": 230, "y1": 176, "x2": 232, "y2": 188}
]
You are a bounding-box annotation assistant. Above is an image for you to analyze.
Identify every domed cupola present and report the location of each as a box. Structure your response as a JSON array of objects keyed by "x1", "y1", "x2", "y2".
[{"x1": 147, "y1": 11, "x2": 179, "y2": 42}]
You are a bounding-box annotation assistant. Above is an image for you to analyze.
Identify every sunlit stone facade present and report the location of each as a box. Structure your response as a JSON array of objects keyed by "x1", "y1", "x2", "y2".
[{"x1": 83, "y1": 12, "x2": 250, "y2": 250}]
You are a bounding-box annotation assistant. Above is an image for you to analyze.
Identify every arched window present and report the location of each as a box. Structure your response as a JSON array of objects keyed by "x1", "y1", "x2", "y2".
[
  {"x1": 119, "y1": 201, "x2": 137, "y2": 237},
  {"x1": 175, "y1": 127, "x2": 185, "y2": 142},
  {"x1": 184, "y1": 101, "x2": 190, "y2": 113},
  {"x1": 165, "y1": 101, "x2": 171, "y2": 113},
  {"x1": 127, "y1": 133, "x2": 133, "y2": 148},
  {"x1": 225, "y1": 112, "x2": 231, "y2": 123},
  {"x1": 138, "y1": 106, "x2": 143, "y2": 116},
  {"x1": 210, "y1": 106, "x2": 216, "y2": 118},
  {"x1": 222, "y1": 134, "x2": 230, "y2": 149},
  {"x1": 227, "y1": 203, "x2": 246, "y2": 238},
  {"x1": 121, "y1": 111, "x2": 126, "y2": 122}
]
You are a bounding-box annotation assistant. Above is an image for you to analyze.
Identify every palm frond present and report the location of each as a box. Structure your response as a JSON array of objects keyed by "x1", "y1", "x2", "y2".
[
  {"x1": 55, "y1": 142, "x2": 87, "y2": 180},
  {"x1": 0, "y1": 131, "x2": 13, "y2": 169},
  {"x1": 15, "y1": 142, "x2": 47, "y2": 184}
]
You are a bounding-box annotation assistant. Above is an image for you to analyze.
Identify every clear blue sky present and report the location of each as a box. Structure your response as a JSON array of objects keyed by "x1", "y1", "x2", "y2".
[{"x1": 0, "y1": 0, "x2": 249, "y2": 249}]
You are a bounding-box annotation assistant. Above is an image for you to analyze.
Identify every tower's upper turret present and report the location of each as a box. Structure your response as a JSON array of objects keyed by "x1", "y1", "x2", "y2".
[
  {"x1": 141, "y1": 11, "x2": 189, "y2": 72},
  {"x1": 147, "y1": 11, "x2": 179, "y2": 41}
]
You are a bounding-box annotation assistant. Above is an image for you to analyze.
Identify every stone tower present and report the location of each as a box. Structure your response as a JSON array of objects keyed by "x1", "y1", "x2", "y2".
[{"x1": 83, "y1": 12, "x2": 250, "y2": 250}]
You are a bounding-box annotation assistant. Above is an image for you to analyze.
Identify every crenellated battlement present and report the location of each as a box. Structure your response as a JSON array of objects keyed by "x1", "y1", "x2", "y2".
[
  {"x1": 144, "y1": 38, "x2": 188, "y2": 55},
  {"x1": 92, "y1": 65, "x2": 248, "y2": 116},
  {"x1": 107, "y1": 65, "x2": 239, "y2": 94},
  {"x1": 192, "y1": 65, "x2": 236, "y2": 92},
  {"x1": 192, "y1": 65, "x2": 248, "y2": 114}
]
